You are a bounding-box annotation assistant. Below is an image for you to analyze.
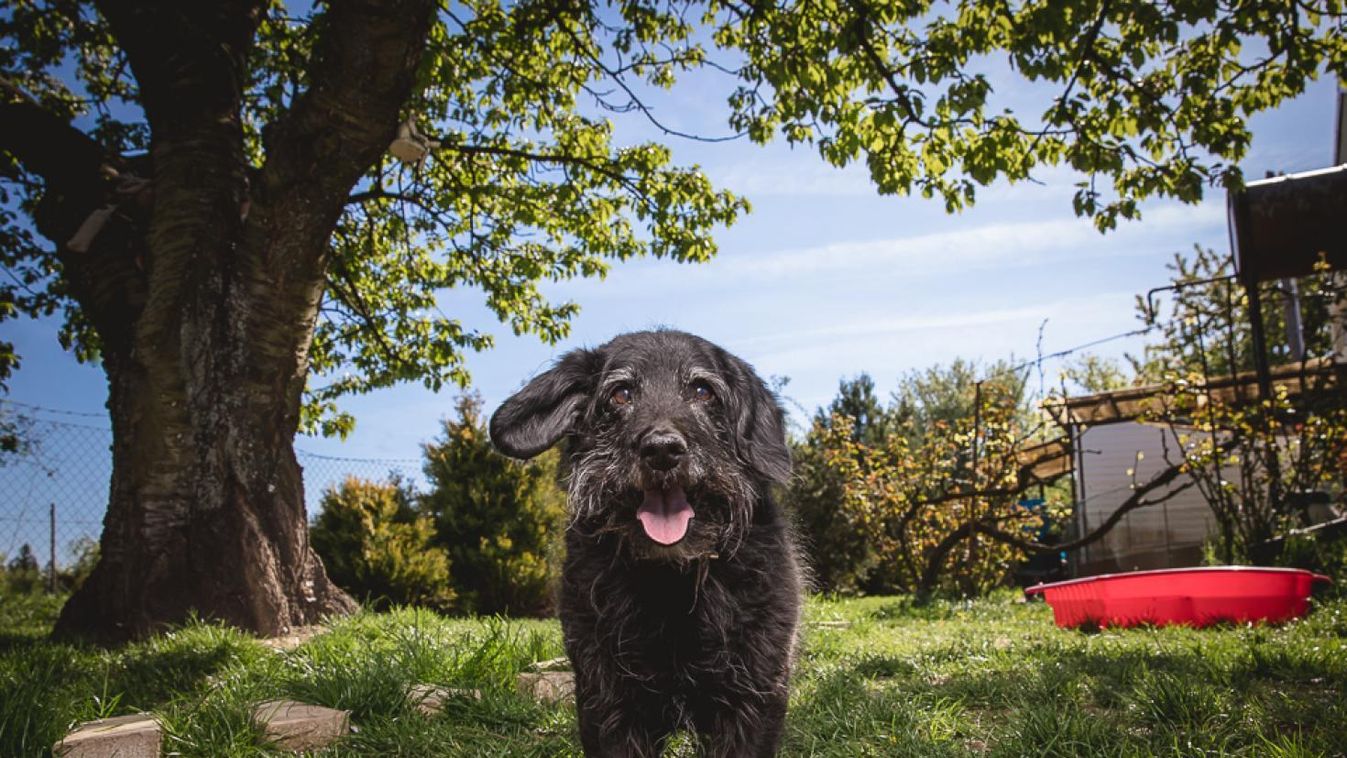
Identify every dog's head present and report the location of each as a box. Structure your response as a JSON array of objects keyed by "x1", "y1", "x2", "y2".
[{"x1": 489, "y1": 330, "x2": 790, "y2": 561}]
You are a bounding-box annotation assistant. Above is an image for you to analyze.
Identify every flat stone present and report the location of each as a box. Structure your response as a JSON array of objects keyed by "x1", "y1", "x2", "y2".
[
  {"x1": 808, "y1": 620, "x2": 853, "y2": 629},
  {"x1": 407, "y1": 683, "x2": 482, "y2": 715},
  {"x1": 526, "y1": 655, "x2": 571, "y2": 672},
  {"x1": 517, "y1": 671, "x2": 575, "y2": 704},
  {"x1": 259, "y1": 625, "x2": 326, "y2": 652},
  {"x1": 251, "y1": 699, "x2": 350, "y2": 752},
  {"x1": 53, "y1": 713, "x2": 162, "y2": 758}
]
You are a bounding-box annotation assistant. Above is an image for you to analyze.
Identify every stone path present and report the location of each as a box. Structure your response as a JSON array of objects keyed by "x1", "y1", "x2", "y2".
[
  {"x1": 53, "y1": 713, "x2": 161, "y2": 758},
  {"x1": 54, "y1": 647, "x2": 579, "y2": 754},
  {"x1": 251, "y1": 699, "x2": 351, "y2": 752},
  {"x1": 407, "y1": 683, "x2": 483, "y2": 715}
]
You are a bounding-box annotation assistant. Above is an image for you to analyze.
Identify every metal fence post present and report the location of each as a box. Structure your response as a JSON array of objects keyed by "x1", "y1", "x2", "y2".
[{"x1": 48, "y1": 502, "x2": 57, "y2": 593}]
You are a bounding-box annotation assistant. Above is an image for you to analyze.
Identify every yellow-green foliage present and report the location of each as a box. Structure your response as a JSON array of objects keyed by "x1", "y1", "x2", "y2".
[
  {"x1": 794, "y1": 411, "x2": 1036, "y2": 598},
  {"x1": 420, "y1": 394, "x2": 566, "y2": 616},
  {"x1": 311, "y1": 477, "x2": 455, "y2": 612},
  {"x1": 1143, "y1": 380, "x2": 1347, "y2": 564},
  {"x1": 789, "y1": 370, "x2": 1059, "y2": 598}
]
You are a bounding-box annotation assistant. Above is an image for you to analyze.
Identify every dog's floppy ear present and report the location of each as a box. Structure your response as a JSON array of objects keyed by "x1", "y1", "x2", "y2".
[
  {"x1": 490, "y1": 348, "x2": 600, "y2": 459},
  {"x1": 727, "y1": 358, "x2": 792, "y2": 485}
]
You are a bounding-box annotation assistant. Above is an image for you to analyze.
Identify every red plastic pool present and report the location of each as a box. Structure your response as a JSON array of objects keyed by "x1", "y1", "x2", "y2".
[{"x1": 1024, "y1": 567, "x2": 1331, "y2": 629}]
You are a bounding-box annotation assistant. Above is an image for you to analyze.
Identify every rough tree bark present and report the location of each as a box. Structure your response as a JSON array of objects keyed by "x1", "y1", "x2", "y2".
[{"x1": 2, "y1": 0, "x2": 437, "y2": 643}]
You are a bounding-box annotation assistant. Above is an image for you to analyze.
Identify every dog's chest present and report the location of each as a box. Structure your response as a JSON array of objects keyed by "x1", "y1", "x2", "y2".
[{"x1": 595, "y1": 560, "x2": 781, "y2": 675}]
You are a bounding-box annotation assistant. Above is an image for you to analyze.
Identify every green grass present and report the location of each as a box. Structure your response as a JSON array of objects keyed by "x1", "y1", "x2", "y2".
[{"x1": 2, "y1": 590, "x2": 1344, "y2": 756}]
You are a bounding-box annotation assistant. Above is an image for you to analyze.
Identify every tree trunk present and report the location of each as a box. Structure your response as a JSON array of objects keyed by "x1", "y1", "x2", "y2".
[
  {"x1": 53, "y1": 117, "x2": 357, "y2": 643},
  {"x1": 55, "y1": 345, "x2": 357, "y2": 643},
  {"x1": 24, "y1": 0, "x2": 438, "y2": 643}
]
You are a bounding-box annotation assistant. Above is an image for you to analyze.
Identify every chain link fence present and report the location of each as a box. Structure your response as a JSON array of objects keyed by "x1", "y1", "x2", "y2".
[{"x1": 0, "y1": 403, "x2": 423, "y2": 579}]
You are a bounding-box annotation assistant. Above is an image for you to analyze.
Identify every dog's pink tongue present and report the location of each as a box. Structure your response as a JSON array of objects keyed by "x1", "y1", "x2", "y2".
[{"x1": 637, "y1": 487, "x2": 694, "y2": 545}]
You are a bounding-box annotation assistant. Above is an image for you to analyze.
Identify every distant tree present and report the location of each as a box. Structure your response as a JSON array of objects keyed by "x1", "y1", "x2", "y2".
[
  {"x1": 310, "y1": 477, "x2": 454, "y2": 612},
  {"x1": 420, "y1": 394, "x2": 566, "y2": 616},
  {"x1": 891, "y1": 358, "x2": 1033, "y2": 444},
  {"x1": 789, "y1": 356, "x2": 1203, "y2": 598},
  {"x1": 1124, "y1": 248, "x2": 1347, "y2": 563},
  {"x1": 7, "y1": 543, "x2": 39, "y2": 573},
  {"x1": 787, "y1": 422, "x2": 874, "y2": 594},
  {"x1": 4, "y1": 543, "x2": 43, "y2": 594},
  {"x1": 814, "y1": 373, "x2": 895, "y2": 446},
  {"x1": 59, "y1": 537, "x2": 100, "y2": 592},
  {"x1": 1060, "y1": 354, "x2": 1133, "y2": 394},
  {"x1": 1128, "y1": 247, "x2": 1344, "y2": 381},
  {"x1": 791, "y1": 407, "x2": 1039, "y2": 597},
  {"x1": 1146, "y1": 386, "x2": 1347, "y2": 564},
  {"x1": 790, "y1": 361, "x2": 1045, "y2": 596}
]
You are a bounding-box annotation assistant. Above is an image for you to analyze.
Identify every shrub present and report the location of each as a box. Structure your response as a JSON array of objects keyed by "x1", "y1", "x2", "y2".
[
  {"x1": 310, "y1": 477, "x2": 455, "y2": 611},
  {"x1": 60, "y1": 537, "x2": 98, "y2": 592},
  {"x1": 787, "y1": 429, "x2": 877, "y2": 595},
  {"x1": 3, "y1": 544, "x2": 43, "y2": 594},
  {"x1": 420, "y1": 393, "x2": 566, "y2": 616},
  {"x1": 789, "y1": 412, "x2": 1034, "y2": 598}
]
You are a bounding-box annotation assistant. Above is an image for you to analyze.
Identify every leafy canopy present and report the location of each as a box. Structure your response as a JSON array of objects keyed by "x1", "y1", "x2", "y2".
[{"x1": 4, "y1": 0, "x2": 1345, "y2": 433}]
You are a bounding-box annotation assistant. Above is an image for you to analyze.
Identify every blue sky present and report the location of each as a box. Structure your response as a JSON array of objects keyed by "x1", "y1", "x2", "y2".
[{"x1": 4, "y1": 71, "x2": 1342, "y2": 465}]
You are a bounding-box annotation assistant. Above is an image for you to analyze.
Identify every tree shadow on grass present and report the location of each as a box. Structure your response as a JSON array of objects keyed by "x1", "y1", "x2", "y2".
[{"x1": 0, "y1": 620, "x2": 267, "y2": 757}]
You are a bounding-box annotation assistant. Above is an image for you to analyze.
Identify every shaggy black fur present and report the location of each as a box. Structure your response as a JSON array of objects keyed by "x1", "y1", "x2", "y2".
[{"x1": 490, "y1": 330, "x2": 803, "y2": 757}]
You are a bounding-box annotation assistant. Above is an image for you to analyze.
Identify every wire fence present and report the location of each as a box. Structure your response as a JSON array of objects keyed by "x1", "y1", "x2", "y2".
[{"x1": 0, "y1": 407, "x2": 422, "y2": 577}]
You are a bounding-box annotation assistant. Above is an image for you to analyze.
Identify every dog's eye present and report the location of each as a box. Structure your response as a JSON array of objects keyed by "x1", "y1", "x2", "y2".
[
  {"x1": 609, "y1": 386, "x2": 633, "y2": 407},
  {"x1": 690, "y1": 381, "x2": 715, "y2": 403}
]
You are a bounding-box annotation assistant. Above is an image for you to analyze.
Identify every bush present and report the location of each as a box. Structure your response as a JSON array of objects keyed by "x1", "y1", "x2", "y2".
[
  {"x1": 0, "y1": 538, "x2": 99, "y2": 596},
  {"x1": 60, "y1": 537, "x2": 98, "y2": 592},
  {"x1": 786, "y1": 371, "x2": 1048, "y2": 599},
  {"x1": 310, "y1": 477, "x2": 455, "y2": 611},
  {"x1": 420, "y1": 394, "x2": 566, "y2": 616},
  {"x1": 788, "y1": 430, "x2": 876, "y2": 594},
  {"x1": 2, "y1": 544, "x2": 43, "y2": 594}
]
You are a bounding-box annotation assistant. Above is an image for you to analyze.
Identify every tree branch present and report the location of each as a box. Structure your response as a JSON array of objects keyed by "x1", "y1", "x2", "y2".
[
  {"x1": 253, "y1": 0, "x2": 438, "y2": 267},
  {"x1": 0, "y1": 83, "x2": 150, "y2": 352},
  {"x1": 440, "y1": 142, "x2": 636, "y2": 188},
  {"x1": 0, "y1": 93, "x2": 107, "y2": 192},
  {"x1": 553, "y1": 20, "x2": 744, "y2": 144},
  {"x1": 93, "y1": 0, "x2": 265, "y2": 134}
]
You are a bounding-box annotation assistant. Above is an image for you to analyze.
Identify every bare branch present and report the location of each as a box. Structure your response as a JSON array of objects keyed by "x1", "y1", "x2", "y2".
[
  {"x1": 981, "y1": 437, "x2": 1240, "y2": 554},
  {"x1": 553, "y1": 21, "x2": 745, "y2": 144}
]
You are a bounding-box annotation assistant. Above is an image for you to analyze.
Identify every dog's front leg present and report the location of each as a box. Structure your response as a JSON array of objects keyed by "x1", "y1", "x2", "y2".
[
  {"x1": 574, "y1": 671, "x2": 674, "y2": 758},
  {"x1": 693, "y1": 689, "x2": 789, "y2": 758}
]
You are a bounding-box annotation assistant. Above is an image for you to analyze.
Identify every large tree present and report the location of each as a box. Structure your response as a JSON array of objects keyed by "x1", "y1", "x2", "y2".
[{"x1": 2, "y1": 0, "x2": 1343, "y2": 641}]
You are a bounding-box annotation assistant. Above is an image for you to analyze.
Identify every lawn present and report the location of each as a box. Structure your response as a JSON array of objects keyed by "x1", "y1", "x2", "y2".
[{"x1": 2, "y1": 590, "x2": 1344, "y2": 757}]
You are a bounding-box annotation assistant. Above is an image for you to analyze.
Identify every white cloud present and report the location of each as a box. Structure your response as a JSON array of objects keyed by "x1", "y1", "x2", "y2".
[
  {"x1": 546, "y1": 196, "x2": 1226, "y2": 302},
  {"x1": 711, "y1": 157, "x2": 879, "y2": 198},
  {"x1": 718, "y1": 200, "x2": 1225, "y2": 281},
  {"x1": 733, "y1": 302, "x2": 1058, "y2": 348},
  {"x1": 744, "y1": 289, "x2": 1150, "y2": 418}
]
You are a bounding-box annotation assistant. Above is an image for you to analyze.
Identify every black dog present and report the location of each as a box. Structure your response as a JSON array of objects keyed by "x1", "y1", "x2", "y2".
[{"x1": 490, "y1": 330, "x2": 803, "y2": 757}]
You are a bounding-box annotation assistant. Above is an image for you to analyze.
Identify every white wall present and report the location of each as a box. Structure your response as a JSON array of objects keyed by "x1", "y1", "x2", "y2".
[{"x1": 1073, "y1": 421, "x2": 1218, "y2": 574}]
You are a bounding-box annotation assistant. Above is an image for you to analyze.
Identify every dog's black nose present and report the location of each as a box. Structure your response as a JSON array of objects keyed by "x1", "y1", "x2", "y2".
[{"x1": 640, "y1": 430, "x2": 687, "y2": 471}]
